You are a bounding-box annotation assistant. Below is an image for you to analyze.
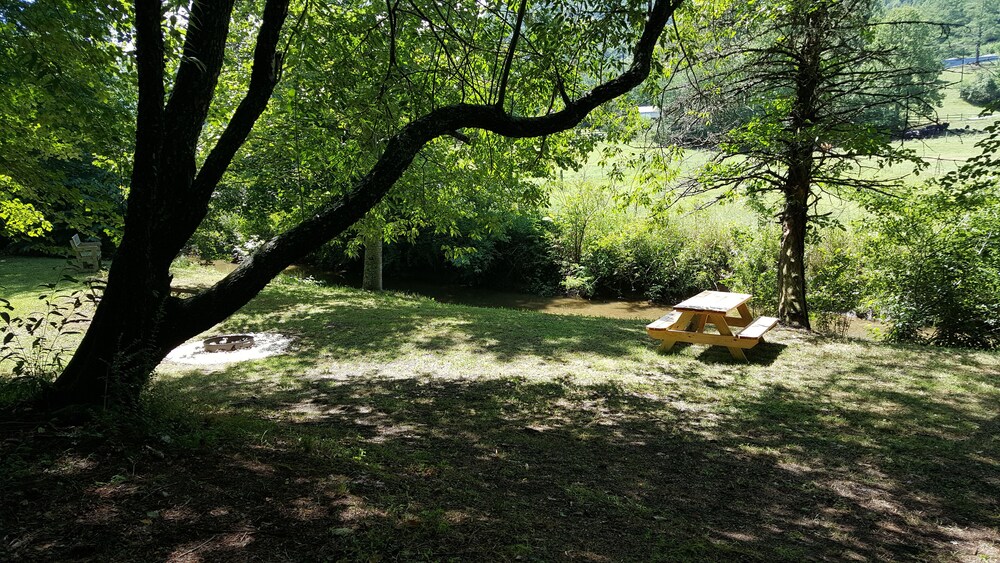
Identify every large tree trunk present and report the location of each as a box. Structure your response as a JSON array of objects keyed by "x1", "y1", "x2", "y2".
[
  {"x1": 48, "y1": 245, "x2": 177, "y2": 407},
  {"x1": 774, "y1": 0, "x2": 822, "y2": 331},
  {"x1": 362, "y1": 232, "x2": 383, "y2": 291},
  {"x1": 40, "y1": 0, "x2": 681, "y2": 410},
  {"x1": 44, "y1": 0, "x2": 292, "y2": 409},
  {"x1": 777, "y1": 185, "x2": 810, "y2": 329}
]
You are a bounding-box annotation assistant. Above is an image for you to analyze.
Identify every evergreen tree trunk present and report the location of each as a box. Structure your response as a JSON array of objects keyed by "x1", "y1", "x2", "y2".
[
  {"x1": 777, "y1": 185, "x2": 810, "y2": 329},
  {"x1": 774, "y1": 0, "x2": 821, "y2": 330},
  {"x1": 362, "y1": 232, "x2": 383, "y2": 291}
]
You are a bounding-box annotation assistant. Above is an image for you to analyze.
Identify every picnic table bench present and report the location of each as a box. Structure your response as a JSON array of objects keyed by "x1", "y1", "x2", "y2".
[
  {"x1": 70, "y1": 234, "x2": 102, "y2": 271},
  {"x1": 646, "y1": 290, "x2": 778, "y2": 361}
]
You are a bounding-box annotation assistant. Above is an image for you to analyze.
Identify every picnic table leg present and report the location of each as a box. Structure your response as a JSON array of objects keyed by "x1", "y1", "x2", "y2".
[
  {"x1": 693, "y1": 313, "x2": 707, "y2": 333},
  {"x1": 709, "y1": 314, "x2": 747, "y2": 362},
  {"x1": 737, "y1": 303, "x2": 753, "y2": 324},
  {"x1": 655, "y1": 311, "x2": 696, "y2": 352}
]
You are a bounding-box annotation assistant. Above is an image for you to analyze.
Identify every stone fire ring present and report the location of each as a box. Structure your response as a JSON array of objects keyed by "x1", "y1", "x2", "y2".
[{"x1": 203, "y1": 334, "x2": 255, "y2": 353}]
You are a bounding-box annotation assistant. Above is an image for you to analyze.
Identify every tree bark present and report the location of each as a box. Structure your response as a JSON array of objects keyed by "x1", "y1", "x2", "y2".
[
  {"x1": 362, "y1": 232, "x2": 383, "y2": 291},
  {"x1": 43, "y1": 0, "x2": 683, "y2": 410},
  {"x1": 777, "y1": 186, "x2": 810, "y2": 329},
  {"x1": 45, "y1": 0, "x2": 291, "y2": 409},
  {"x1": 774, "y1": 1, "x2": 821, "y2": 331}
]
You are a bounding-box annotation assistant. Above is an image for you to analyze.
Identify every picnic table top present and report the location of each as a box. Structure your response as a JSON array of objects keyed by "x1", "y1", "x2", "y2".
[{"x1": 672, "y1": 290, "x2": 752, "y2": 313}]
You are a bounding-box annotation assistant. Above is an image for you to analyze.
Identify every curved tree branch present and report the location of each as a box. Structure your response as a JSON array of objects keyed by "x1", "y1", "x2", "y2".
[
  {"x1": 176, "y1": 0, "x2": 682, "y2": 336},
  {"x1": 495, "y1": 0, "x2": 528, "y2": 109}
]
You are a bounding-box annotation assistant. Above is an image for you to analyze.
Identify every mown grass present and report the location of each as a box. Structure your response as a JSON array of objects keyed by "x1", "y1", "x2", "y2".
[
  {"x1": 938, "y1": 66, "x2": 999, "y2": 122},
  {"x1": 0, "y1": 257, "x2": 104, "y2": 386},
  {"x1": 2, "y1": 259, "x2": 998, "y2": 561},
  {"x1": 0, "y1": 257, "x2": 97, "y2": 316}
]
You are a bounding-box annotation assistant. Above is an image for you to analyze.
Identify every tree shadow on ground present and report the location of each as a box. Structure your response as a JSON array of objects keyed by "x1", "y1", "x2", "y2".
[
  {"x1": 4, "y1": 365, "x2": 997, "y2": 562},
  {"x1": 217, "y1": 285, "x2": 653, "y2": 366}
]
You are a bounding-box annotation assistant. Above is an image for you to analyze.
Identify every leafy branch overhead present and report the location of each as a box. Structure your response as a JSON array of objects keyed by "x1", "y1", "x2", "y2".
[{"x1": 44, "y1": 0, "x2": 685, "y2": 408}]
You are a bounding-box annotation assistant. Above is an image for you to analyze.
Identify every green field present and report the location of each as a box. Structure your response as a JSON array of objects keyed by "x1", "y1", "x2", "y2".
[
  {"x1": 938, "y1": 66, "x2": 999, "y2": 122},
  {"x1": 0, "y1": 257, "x2": 90, "y2": 316},
  {"x1": 2, "y1": 259, "x2": 999, "y2": 560},
  {"x1": 555, "y1": 68, "x2": 996, "y2": 227}
]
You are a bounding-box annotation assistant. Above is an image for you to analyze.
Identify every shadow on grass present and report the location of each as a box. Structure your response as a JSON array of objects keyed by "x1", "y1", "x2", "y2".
[
  {"x1": 218, "y1": 284, "x2": 652, "y2": 365},
  {"x1": 4, "y1": 365, "x2": 997, "y2": 561},
  {"x1": 693, "y1": 340, "x2": 787, "y2": 365},
  {"x1": 652, "y1": 340, "x2": 786, "y2": 366}
]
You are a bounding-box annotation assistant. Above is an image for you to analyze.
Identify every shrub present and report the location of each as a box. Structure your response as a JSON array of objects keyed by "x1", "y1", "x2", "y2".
[
  {"x1": 449, "y1": 214, "x2": 562, "y2": 294},
  {"x1": 807, "y1": 228, "x2": 866, "y2": 315},
  {"x1": 722, "y1": 225, "x2": 780, "y2": 314},
  {"x1": 576, "y1": 217, "x2": 743, "y2": 303},
  {"x1": 580, "y1": 221, "x2": 686, "y2": 300},
  {"x1": 185, "y1": 212, "x2": 258, "y2": 261},
  {"x1": 376, "y1": 213, "x2": 562, "y2": 295},
  {"x1": 864, "y1": 191, "x2": 1000, "y2": 348},
  {"x1": 960, "y1": 72, "x2": 1000, "y2": 107},
  {"x1": 560, "y1": 263, "x2": 596, "y2": 297}
]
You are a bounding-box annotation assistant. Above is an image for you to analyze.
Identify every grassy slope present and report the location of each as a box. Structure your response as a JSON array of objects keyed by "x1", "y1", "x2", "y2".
[
  {"x1": 938, "y1": 66, "x2": 999, "y2": 121},
  {"x1": 3, "y1": 259, "x2": 999, "y2": 561},
  {"x1": 556, "y1": 69, "x2": 997, "y2": 228}
]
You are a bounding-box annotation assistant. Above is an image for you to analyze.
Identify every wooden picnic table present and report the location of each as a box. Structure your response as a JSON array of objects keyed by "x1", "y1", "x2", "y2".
[{"x1": 646, "y1": 290, "x2": 778, "y2": 361}]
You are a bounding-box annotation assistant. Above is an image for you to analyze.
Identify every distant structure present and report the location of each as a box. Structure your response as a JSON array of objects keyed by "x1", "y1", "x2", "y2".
[
  {"x1": 943, "y1": 54, "x2": 999, "y2": 68},
  {"x1": 637, "y1": 105, "x2": 660, "y2": 119}
]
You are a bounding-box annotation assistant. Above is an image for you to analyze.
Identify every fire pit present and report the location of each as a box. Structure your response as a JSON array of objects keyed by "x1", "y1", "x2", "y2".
[
  {"x1": 166, "y1": 332, "x2": 291, "y2": 365},
  {"x1": 203, "y1": 334, "x2": 255, "y2": 353}
]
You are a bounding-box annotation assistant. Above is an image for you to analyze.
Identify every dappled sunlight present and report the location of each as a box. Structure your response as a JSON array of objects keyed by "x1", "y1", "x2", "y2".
[
  {"x1": 166, "y1": 531, "x2": 255, "y2": 563},
  {"x1": 6, "y1": 281, "x2": 1000, "y2": 560},
  {"x1": 6, "y1": 361, "x2": 1000, "y2": 560},
  {"x1": 44, "y1": 452, "x2": 98, "y2": 476},
  {"x1": 714, "y1": 361, "x2": 1000, "y2": 560},
  {"x1": 153, "y1": 360, "x2": 1000, "y2": 559},
  {"x1": 200, "y1": 284, "x2": 653, "y2": 370},
  {"x1": 75, "y1": 504, "x2": 121, "y2": 526}
]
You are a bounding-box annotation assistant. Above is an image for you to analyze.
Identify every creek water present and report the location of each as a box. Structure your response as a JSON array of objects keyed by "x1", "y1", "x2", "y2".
[{"x1": 208, "y1": 260, "x2": 881, "y2": 338}]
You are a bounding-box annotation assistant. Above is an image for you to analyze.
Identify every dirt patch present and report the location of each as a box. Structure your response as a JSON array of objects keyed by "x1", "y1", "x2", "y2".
[{"x1": 164, "y1": 333, "x2": 293, "y2": 366}]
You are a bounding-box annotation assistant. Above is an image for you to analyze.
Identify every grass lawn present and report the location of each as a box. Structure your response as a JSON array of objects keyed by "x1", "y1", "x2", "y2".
[
  {"x1": 0, "y1": 256, "x2": 101, "y2": 317},
  {"x1": 938, "y1": 66, "x2": 999, "y2": 123},
  {"x1": 2, "y1": 259, "x2": 999, "y2": 561},
  {"x1": 0, "y1": 257, "x2": 106, "y2": 380}
]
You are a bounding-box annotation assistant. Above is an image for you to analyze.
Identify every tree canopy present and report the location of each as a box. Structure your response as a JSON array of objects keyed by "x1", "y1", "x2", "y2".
[
  {"x1": 0, "y1": 0, "x2": 134, "y2": 243},
  {"x1": 25, "y1": 0, "x2": 683, "y2": 410}
]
